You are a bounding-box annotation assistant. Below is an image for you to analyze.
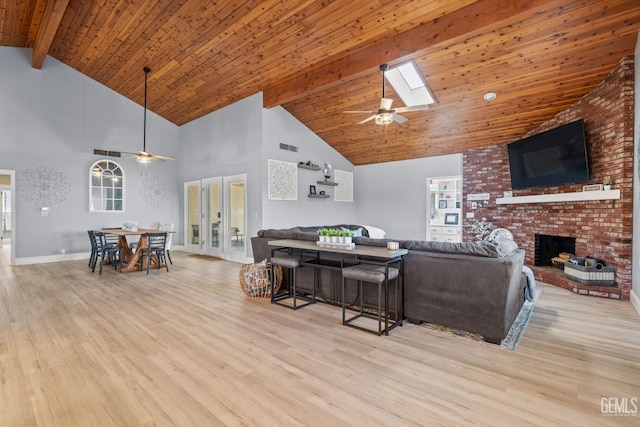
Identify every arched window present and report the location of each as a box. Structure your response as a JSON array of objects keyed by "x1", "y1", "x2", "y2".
[{"x1": 90, "y1": 160, "x2": 125, "y2": 212}]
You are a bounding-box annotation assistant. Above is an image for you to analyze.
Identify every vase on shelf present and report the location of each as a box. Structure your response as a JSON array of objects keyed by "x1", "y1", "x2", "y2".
[{"x1": 603, "y1": 185, "x2": 611, "y2": 191}]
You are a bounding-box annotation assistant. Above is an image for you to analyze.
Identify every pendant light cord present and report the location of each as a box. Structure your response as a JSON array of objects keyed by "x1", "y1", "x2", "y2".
[{"x1": 143, "y1": 67, "x2": 150, "y2": 152}]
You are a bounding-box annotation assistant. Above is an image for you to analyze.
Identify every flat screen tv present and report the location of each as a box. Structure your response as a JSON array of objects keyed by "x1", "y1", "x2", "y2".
[{"x1": 507, "y1": 119, "x2": 589, "y2": 190}]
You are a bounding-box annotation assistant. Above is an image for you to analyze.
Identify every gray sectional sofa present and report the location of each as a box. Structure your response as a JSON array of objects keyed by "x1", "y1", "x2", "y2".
[{"x1": 251, "y1": 225, "x2": 526, "y2": 344}]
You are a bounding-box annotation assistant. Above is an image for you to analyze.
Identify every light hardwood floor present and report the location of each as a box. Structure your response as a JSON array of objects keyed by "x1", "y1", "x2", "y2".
[{"x1": 0, "y1": 251, "x2": 638, "y2": 426}]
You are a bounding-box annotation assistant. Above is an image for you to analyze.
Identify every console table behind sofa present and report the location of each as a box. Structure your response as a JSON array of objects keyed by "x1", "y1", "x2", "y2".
[{"x1": 251, "y1": 226, "x2": 526, "y2": 344}]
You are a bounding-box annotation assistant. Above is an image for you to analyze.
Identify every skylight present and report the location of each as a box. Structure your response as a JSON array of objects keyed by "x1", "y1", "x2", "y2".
[{"x1": 385, "y1": 60, "x2": 435, "y2": 107}]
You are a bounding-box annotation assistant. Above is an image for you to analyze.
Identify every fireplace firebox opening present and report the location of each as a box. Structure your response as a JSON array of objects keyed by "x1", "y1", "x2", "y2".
[{"x1": 535, "y1": 234, "x2": 576, "y2": 267}]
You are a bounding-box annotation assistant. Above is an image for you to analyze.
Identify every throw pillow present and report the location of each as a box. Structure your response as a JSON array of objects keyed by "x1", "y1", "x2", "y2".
[{"x1": 342, "y1": 226, "x2": 363, "y2": 237}]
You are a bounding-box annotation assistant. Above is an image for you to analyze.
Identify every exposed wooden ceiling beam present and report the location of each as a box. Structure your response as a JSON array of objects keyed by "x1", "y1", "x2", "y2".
[
  {"x1": 262, "y1": 0, "x2": 560, "y2": 108},
  {"x1": 32, "y1": 0, "x2": 70, "y2": 69}
]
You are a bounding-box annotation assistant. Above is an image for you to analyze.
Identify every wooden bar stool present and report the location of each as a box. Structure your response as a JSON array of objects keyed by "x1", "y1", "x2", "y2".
[
  {"x1": 270, "y1": 253, "x2": 315, "y2": 310},
  {"x1": 341, "y1": 263, "x2": 401, "y2": 335}
]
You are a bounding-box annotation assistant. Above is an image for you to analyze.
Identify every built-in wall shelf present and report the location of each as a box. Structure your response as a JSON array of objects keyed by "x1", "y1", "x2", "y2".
[
  {"x1": 496, "y1": 189, "x2": 620, "y2": 205},
  {"x1": 308, "y1": 194, "x2": 330, "y2": 198},
  {"x1": 298, "y1": 163, "x2": 320, "y2": 171},
  {"x1": 317, "y1": 181, "x2": 338, "y2": 186}
]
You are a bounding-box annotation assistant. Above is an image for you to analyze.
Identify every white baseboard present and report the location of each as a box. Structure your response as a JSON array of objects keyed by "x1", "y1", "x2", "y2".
[
  {"x1": 15, "y1": 252, "x2": 90, "y2": 265},
  {"x1": 631, "y1": 290, "x2": 640, "y2": 317}
]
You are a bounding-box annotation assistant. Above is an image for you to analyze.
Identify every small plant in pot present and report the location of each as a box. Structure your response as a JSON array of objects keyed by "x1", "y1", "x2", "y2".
[
  {"x1": 317, "y1": 228, "x2": 328, "y2": 242},
  {"x1": 603, "y1": 176, "x2": 612, "y2": 190},
  {"x1": 342, "y1": 229, "x2": 354, "y2": 245}
]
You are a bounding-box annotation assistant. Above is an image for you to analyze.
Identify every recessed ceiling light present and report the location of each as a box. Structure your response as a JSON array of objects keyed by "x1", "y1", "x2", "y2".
[{"x1": 483, "y1": 92, "x2": 497, "y2": 101}]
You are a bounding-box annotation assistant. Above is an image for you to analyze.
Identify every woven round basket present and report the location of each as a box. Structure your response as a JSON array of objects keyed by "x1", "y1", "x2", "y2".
[{"x1": 239, "y1": 261, "x2": 282, "y2": 298}]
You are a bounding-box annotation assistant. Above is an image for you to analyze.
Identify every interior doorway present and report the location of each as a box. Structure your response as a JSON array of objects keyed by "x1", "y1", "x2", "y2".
[
  {"x1": 0, "y1": 170, "x2": 15, "y2": 266},
  {"x1": 183, "y1": 174, "x2": 247, "y2": 262}
]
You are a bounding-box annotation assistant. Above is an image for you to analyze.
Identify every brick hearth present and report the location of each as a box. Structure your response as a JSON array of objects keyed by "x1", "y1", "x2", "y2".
[{"x1": 462, "y1": 57, "x2": 634, "y2": 300}]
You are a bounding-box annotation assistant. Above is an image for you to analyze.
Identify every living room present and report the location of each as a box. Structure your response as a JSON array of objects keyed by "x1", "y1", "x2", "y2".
[{"x1": 1, "y1": 1, "x2": 640, "y2": 424}]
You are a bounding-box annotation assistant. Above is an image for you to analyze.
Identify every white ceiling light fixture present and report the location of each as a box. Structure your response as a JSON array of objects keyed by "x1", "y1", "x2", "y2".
[
  {"x1": 483, "y1": 92, "x2": 497, "y2": 101},
  {"x1": 385, "y1": 60, "x2": 436, "y2": 107}
]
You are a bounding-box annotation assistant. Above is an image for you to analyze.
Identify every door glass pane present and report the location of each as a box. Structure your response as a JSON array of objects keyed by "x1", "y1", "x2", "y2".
[
  {"x1": 228, "y1": 180, "x2": 245, "y2": 253},
  {"x1": 187, "y1": 184, "x2": 200, "y2": 245},
  {"x1": 206, "y1": 182, "x2": 221, "y2": 249}
]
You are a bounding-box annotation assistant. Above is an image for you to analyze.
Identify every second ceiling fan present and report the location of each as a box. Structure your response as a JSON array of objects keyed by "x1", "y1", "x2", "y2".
[
  {"x1": 344, "y1": 64, "x2": 430, "y2": 125},
  {"x1": 122, "y1": 67, "x2": 175, "y2": 163}
]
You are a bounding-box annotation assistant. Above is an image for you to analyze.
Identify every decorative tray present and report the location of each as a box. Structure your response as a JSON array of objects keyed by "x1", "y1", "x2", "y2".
[{"x1": 316, "y1": 241, "x2": 355, "y2": 249}]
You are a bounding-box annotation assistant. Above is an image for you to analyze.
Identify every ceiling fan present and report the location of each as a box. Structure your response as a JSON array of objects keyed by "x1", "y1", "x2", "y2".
[
  {"x1": 344, "y1": 64, "x2": 429, "y2": 125},
  {"x1": 121, "y1": 67, "x2": 174, "y2": 163}
]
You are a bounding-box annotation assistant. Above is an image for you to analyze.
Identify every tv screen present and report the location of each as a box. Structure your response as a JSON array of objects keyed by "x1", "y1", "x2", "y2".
[{"x1": 507, "y1": 119, "x2": 589, "y2": 190}]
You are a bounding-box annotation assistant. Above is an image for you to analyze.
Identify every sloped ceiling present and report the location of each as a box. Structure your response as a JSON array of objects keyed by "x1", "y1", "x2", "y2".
[{"x1": 2, "y1": 0, "x2": 640, "y2": 165}]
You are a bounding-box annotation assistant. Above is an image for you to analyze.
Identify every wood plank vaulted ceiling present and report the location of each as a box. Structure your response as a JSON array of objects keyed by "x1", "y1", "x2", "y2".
[{"x1": 2, "y1": 0, "x2": 640, "y2": 165}]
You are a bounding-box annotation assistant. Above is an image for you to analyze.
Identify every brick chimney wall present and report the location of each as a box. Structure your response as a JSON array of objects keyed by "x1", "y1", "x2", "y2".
[{"x1": 462, "y1": 56, "x2": 634, "y2": 300}]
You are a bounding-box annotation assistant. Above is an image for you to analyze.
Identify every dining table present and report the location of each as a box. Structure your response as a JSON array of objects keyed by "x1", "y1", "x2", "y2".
[{"x1": 101, "y1": 228, "x2": 172, "y2": 273}]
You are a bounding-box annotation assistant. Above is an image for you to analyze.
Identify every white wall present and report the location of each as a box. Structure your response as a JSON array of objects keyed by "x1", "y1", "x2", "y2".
[
  {"x1": 355, "y1": 154, "x2": 463, "y2": 239},
  {"x1": 178, "y1": 93, "x2": 263, "y2": 258},
  {"x1": 0, "y1": 47, "x2": 180, "y2": 260},
  {"x1": 631, "y1": 35, "x2": 640, "y2": 315},
  {"x1": 0, "y1": 46, "x2": 464, "y2": 261},
  {"x1": 261, "y1": 106, "x2": 356, "y2": 228}
]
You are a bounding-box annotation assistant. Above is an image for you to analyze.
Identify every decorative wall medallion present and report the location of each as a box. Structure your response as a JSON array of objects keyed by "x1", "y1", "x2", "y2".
[
  {"x1": 140, "y1": 175, "x2": 176, "y2": 207},
  {"x1": 334, "y1": 169, "x2": 353, "y2": 202},
  {"x1": 19, "y1": 167, "x2": 71, "y2": 206},
  {"x1": 268, "y1": 159, "x2": 297, "y2": 200}
]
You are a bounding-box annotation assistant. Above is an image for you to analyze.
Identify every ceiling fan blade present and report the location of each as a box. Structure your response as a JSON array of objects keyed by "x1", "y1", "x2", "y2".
[
  {"x1": 393, "y1": 105, "x2": 430, "y2": 113},
  {"x1": 393, "y1": 114, "x2": 408, "y2": 124},
  {"x1": 151, "y1": 154, "x2": 175, "y2": 161},
  {"x1": 380, "y1": 98, "x2": 393, "y2": 110},
  {"x1": 357, "y1": 115, "x2": 377, "y2": 124},
  {"x1": 344, "y1": 110, "x2": 377, "y2": 114}
]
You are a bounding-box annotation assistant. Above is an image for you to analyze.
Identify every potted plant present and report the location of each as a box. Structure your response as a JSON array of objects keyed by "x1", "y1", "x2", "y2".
[
  {"x1": 343, "y1": 229, "x2": 354, "y2": 245},
  {"x1": 317, "y1": 228, "x2": 328, "y2": 242},
  {"x1": 603, "y1": 176, "x2": 612, "y2": 190},
  {"x1": 328, "y1": 228, "x2": 339, "y2": 243}
]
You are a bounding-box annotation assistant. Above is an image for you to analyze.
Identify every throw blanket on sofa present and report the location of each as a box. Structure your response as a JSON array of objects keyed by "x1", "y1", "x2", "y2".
[{"x1": 522, "y1": 265, "x2": 537, "y2": 302}]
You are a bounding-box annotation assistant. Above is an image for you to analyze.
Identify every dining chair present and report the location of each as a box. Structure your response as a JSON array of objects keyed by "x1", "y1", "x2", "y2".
[
  {"x1": 93, "y1": 231, "x2": 122, "y2": 274},
  {"x1": 101, "y1": 227, "x2": 121, "y2": 249},
  {"x1": 87, "y1": 230, "x2": 98, "y2": 270},
  {"x1": 130, "y1": 222, "x2": 160, "y2": 251},
  {"x1": 140, "y1": 232, "x2": 169, "y2": 273},
  {"x1": 160, "y1": 223, "x2": 174, "y2": 264}
]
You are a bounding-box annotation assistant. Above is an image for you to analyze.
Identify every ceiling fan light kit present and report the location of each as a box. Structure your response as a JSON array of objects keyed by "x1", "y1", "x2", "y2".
[{"x1": 344, "y1": 63, "x2": 430, "y2": 126}]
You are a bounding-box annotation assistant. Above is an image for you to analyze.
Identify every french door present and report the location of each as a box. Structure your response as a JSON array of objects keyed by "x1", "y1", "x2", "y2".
[
  {"x1": 202, "y1": 177, "x2": 222, "y2": 258},
  {"x1": 183, "y1": 174, "x2": 246, "y2": 262}
]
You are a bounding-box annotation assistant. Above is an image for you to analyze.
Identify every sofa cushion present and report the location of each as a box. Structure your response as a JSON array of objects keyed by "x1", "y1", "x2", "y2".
[
  {"x1": 295, "y1": 232, "x2": 319, "y2": 242},
  {"x1": 402, "y1": 240, "x2": 504, "y2": 258},
  {"x1": 259, "y1": 228, "x2": 300, "y2": 239},
  {"x1": 353, "y1": 237, "x2": 393, "y2": 247}
]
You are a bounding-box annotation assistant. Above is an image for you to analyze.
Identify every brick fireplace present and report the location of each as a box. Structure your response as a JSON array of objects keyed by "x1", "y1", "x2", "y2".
[{"x1": 462, "y1": 57, "x2": 633, "y2": 300}]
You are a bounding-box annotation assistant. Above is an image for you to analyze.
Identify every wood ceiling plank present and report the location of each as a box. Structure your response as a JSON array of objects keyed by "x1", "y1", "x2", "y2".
[
  {"x1": 26, "y1": 0, "x2": 47, "y2": 46},
  {"x1": 263, "y1": 0, "x2": 573, "y2": 108},
  {"x1": 49, "y1": 0, "x2": 95, "y2": 57},
  {"x1": 32, "y1": 0, "x2": 70, "y2": 69},
  {"x1": 1, "y1": 0, "x2": 29, "y2": 45}
]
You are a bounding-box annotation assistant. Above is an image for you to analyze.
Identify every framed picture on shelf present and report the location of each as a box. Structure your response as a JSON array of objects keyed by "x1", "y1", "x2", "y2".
[
  {"x1": 309, "y1": 185, "x2": 316, "y2": 195},
  {"x1": 444, "y1": 213, "x2": 459, "y2": 225},
  {"x1": 438, "y1": 200, "x2": 447, "y2": 209},
  {"x1": 582, "y1": 184, "x2": 603, "y2": 192}
]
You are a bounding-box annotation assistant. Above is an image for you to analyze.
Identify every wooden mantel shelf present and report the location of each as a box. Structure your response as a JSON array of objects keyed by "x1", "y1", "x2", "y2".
[{"x1": 496, "y1": 189, "x2": 620, "y2": 205}]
